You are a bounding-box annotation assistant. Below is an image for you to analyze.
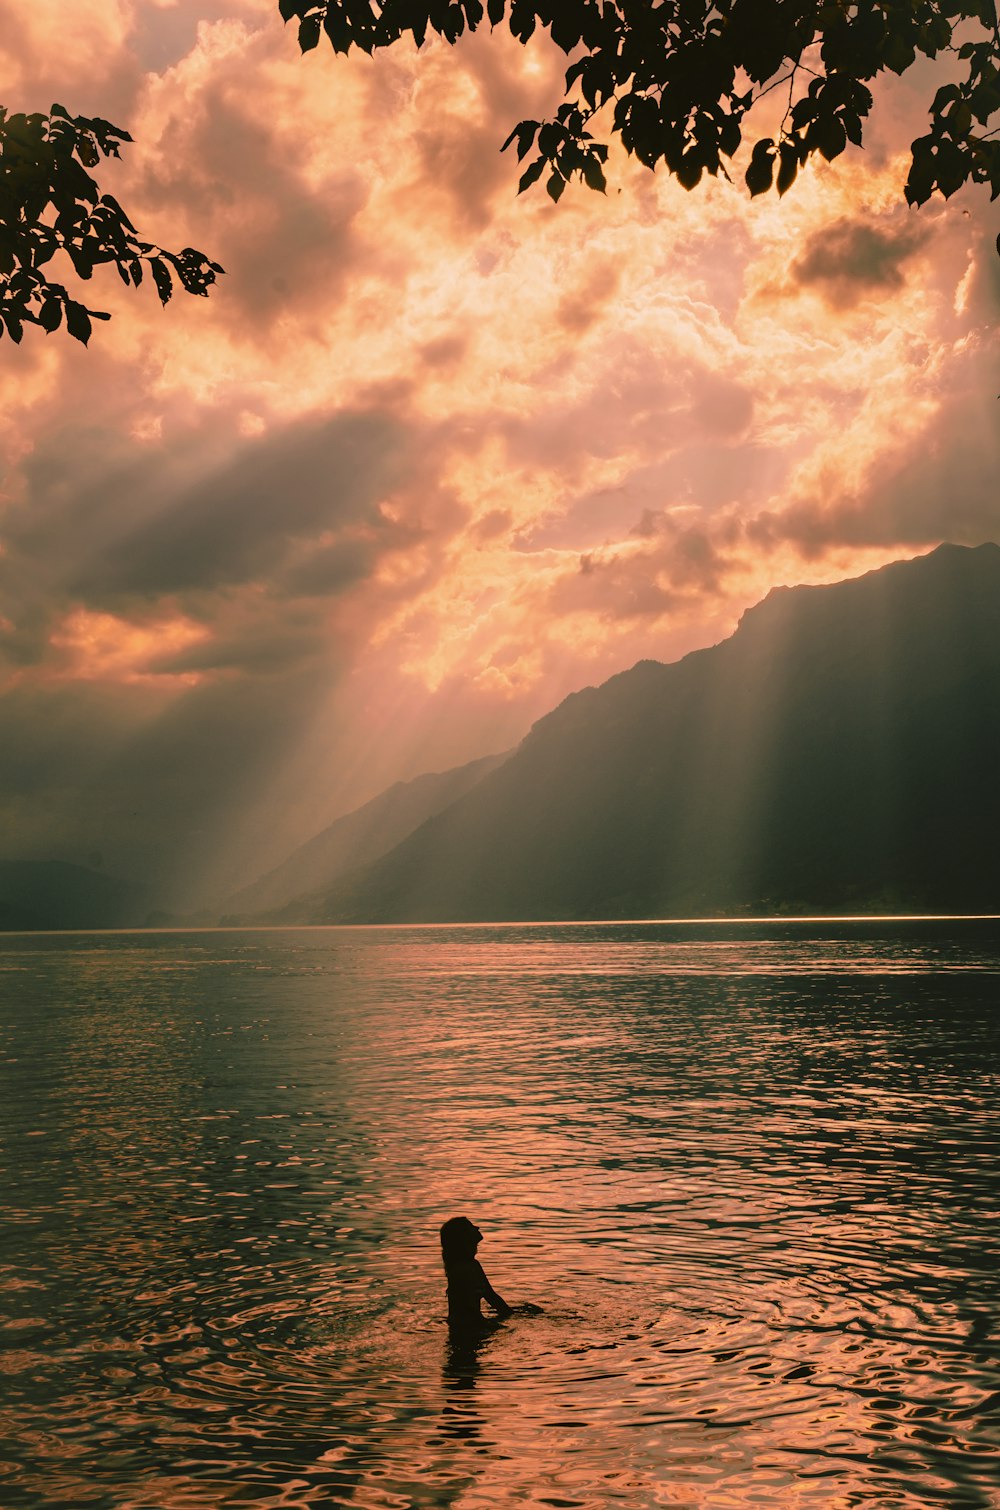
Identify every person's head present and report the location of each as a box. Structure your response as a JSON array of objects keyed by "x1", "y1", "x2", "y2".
[{"x1": 440, "y1": 1216, "x2": 482, "y2": 1265}]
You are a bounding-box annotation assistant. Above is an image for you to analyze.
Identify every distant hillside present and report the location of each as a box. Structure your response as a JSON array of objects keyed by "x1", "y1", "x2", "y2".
[
  {"x1": 292, "y1": 542, "x2": 1000, "y2": 922},
  {"x1": 0, "y1": 860, "x2": 147, "y2": 931},
  {"x1": 219, "y1": 751, "x2": 509, "y2": 922}
]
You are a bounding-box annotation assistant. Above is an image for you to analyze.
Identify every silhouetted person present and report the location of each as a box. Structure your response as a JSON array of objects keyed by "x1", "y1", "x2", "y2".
[{"x1": 440, "y1": 1216, "x2": 512, "y2": 1327}]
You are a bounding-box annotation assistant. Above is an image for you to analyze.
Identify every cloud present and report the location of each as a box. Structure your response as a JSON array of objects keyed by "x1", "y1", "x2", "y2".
[
  {"x1": 791, "y1": 214, "x2": 929, "y2": 308},
  {"x1": 749, "y1": 369, "x2": 1000, "y2": 557},
  {"x1": 136, "y1": 46, "x2": 366, "y2": 327},
  {"x1": 555, "y1": 262, "x2": 623, "y2": 334},
  {"x1": 70, "y1": 411, "x2": 405, "y2": 597},
  {"x1": 1, "y1": 400, "x2": 411, "y2": 605},
  {"x1": 0, "y1": 0, "x2": 135, "y2": 107}
]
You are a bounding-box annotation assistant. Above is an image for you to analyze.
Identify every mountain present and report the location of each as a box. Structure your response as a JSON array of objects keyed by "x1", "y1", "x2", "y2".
[
  {"x1": 218, "y1": 751, "x2": 509, "y2": 922},
  {"x1": 286, "y1": 542, "x2": 1000, "y2": 922},
  {"x1": 0, "y1": 860, "x2": 148, "y2": 931}
]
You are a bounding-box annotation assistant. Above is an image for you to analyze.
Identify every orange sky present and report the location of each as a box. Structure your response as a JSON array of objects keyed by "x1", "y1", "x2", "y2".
[{"x1": 0, "y1": 0, "x2": 998, "y2": 904}]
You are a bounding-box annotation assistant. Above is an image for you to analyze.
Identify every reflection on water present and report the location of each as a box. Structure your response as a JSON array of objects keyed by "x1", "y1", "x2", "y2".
[{"x1": 1, "y1": 921, "x2": 999, "y2": 1508}]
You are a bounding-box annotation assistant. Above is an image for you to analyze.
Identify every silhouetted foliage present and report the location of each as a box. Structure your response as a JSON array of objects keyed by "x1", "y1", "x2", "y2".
[
  {"x1": 5, "y1": 6, "x2": 997, "y2": 344},
  {"x1": 280, "y1": 0, "x2": 1000, "y2": 213},
  {"x1": 0, "y1": 106, "x2": 223, "y2": 344}
]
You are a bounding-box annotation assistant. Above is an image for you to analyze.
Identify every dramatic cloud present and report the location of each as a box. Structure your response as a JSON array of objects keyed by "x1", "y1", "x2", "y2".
[
  {"x1": 791, "y1": 214, "x2": 929, "y2": 308},
  {"x1": 0, "y1": 0, "x2": 997, "y2": 908}
]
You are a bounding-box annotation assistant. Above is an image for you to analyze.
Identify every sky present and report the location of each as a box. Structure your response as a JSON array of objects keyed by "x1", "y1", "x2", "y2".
[{"x1": 1, "y1": 0, "x2": 998, "y2": 908}]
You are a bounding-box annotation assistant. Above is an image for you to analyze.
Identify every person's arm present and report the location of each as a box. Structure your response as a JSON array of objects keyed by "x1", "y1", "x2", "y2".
[{"x1": 476, "y1": 1261, "x2": 512, "y2": 1317}]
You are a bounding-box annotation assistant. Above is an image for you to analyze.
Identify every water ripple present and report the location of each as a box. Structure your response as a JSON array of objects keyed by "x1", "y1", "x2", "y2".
[{"x1": 1, "y1": 921, "x2": 999, "y2": 1508}]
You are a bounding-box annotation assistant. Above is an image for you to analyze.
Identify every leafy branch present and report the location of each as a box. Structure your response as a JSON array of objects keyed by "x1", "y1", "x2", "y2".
[
  {"x1": 278, "y1": 1, "x2": 1000, "y2": 216},
  {"x1": 0, "y1": 106, "x2": 223, "y2": 345}
]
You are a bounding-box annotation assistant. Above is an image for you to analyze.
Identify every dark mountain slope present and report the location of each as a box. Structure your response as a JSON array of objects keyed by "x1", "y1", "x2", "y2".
[
  {"x1": 219, "y1": 750, "x2": 508, "y2": 922},
  {"x1": 0, "y1": 860, "x2": 147, "y2": 931},
  {"x1": 298, "y1": 542, "x2": 1000, "y2": 921}
]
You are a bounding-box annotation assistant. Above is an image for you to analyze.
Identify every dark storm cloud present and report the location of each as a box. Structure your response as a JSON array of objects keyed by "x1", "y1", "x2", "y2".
[
  {"x1": 69, "y1": 411, "x2": 404, "y2": 599},
  {"x1": 280, "y1": 536, "x2": 385, "y2": 598},
  {"x1": 0, "y1": 408, "x2": 407, "y2": 659},
  {"x1": 149, "y1": 614, "x2": 328, "y2": 676},
  {"x1": 791, "y1": 215, "x2": 928, "y2": 309}
]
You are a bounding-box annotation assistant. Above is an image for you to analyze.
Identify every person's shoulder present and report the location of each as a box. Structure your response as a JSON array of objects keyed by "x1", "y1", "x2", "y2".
[{"x1": 445, "y1": 1255, "x2": 479, "y2": 1277}]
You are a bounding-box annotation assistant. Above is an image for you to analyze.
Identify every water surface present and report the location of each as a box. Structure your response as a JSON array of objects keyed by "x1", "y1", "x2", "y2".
[{"x1": 2, "y1": 921, "x2": 999, "y2": 1508}]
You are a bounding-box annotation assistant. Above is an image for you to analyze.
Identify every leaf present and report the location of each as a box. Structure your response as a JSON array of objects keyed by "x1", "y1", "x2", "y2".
[
  {"x1": 884, "y1": 33, "x2": 915, "y2": 75},
  {"x1": 776, "y1": 142, "x2": 798, "y2": 196},
  {"x1": 718, "y1": 113, "x2": 742, "y2": 158},
  {"x1": 550, "y1": 11, "x2": 581, "y2": 53},
  {"x1": 815, "y1": 114, "x2": 847, "y2": 162},
  {"x1": 509, "y1": 3, "x2": 535, "y2": 43},
  {"x1": 299, "y1": 14, "x2": 322, "y2": 50},
  {"x1": 323, "y1": 7, "x2": 353, "y2": 52},
  {"x1": 501, "y1": 120, "x2": 538, "y2": 160},
  {"x1": 970, "y1": 81, "x2": 1000, "y2": 125},
  {"x1": 38, "y1": 298, "x2": 62, "y2": 332},
  {"x1": 676, "y1": 151, "x2": 704, "y2": 190},
  {"x1": 935, "y1": 141, "x2": 968, "y2": 197},
  {"x1": 68, "y1": 245, "x2": 95, "y2": 280},
  {"x1": 745, "y1": 138, "x2": 775, "y2": 196},
  {"x1": 517, "y1": 157, "x2": 545, "y2": 193},
  {"x1": 151, "y1": 258, "x2": 173, "y2": 304},
  {"x1": 538, "y1": 122, "x2": 560, "y2": 157},
  {"x1": 441, "y1": 4, "x2": 466, "y2": 44},
  {"x1": 933, "y1": 83, "x2": 963, "y2": 113},
  {"x1": 581, "y1": 155, "x2": 607, "y2": 193},
  {"x1": 65, "y1": 300, "x2": 91, "y2": 344},
  {"x1": 546, "y1": 171, "x2": 566, "y2": 202},
  {"x1": 99, "y1": 193, "x2": 136, "y2": 232},
  {"x1": 905, "y1": 166, "x2": 933, "y2": 206}
]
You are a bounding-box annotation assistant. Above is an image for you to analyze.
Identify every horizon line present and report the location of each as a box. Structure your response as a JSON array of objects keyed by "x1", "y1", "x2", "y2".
[{"x1": 4, "y1": 912, "x2": 1000, "y2": 937}]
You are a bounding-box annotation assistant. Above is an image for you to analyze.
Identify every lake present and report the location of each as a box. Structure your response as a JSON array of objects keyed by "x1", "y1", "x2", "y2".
[{"x1": 1, "y1": 921, "x2": 999, "y2": 1509}]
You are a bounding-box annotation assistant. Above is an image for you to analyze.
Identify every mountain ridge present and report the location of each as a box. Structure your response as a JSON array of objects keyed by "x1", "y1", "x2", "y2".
[
  {"x1": 0, "y1": 860, "x2": 148, "y2": 932},
  {"x1": 273, "y1": 542, "x2": 1000, "y2": 923},
  {"x1": 217, "y1": 750, "x2": 509, "y2": 923}
]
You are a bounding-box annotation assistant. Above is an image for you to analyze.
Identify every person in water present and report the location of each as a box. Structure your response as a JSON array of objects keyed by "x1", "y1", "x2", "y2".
[{"x1": 439, "y1": 1216, "x2": 513, "y2": 1326}]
